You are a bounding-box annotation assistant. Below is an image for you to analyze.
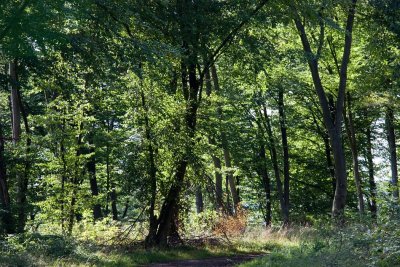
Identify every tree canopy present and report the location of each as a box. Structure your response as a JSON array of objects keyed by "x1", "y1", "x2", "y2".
[{"x1": 0, "y1": 0, "x2": 399, "y2": 253}]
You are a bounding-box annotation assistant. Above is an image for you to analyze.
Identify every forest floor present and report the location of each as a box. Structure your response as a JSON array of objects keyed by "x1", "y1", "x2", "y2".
[
  {"x1": 1, "y1": 220, "x2": 400, "y2": 266},
  {"x1": 146, "y1": 254, "x2": 263, "y2": 266}
]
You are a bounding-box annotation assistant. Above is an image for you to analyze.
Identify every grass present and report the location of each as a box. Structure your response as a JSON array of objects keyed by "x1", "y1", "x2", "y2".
[
  {"x1": 239, "y1": 221, "x2": 400, "y2": 267},
  {"x1": 3, "y1": 219, "x2": 400, "y2": 267},
  {"x1": 0, "y1": 232, "x2": 268, "y2": 266}
]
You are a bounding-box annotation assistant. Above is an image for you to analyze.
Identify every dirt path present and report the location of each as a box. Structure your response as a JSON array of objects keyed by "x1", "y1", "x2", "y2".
[{"x1": 146, "y1": 254, "x2": 262, "y2": 267}]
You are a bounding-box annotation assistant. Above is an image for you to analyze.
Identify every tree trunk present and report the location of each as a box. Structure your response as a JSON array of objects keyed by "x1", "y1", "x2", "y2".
[
  {"x1": 141, "y1": 88, "x2": 158, "y2": 244},
  {"x1": 205, "y1": 68, "x2": 223, "y2": 211},
  {"x1": 344, "y1": 93, "x2": 364, "y2": 214},
  {"x1": 309, "y1": 103, "x2": 336, "y2": 199},
  {"x1": 88, "y1": 137, "x2": 103, "y2": 220},
  {"x1": 278, "y1": 87, "x2": 290, "y2": 225},
  {"x1": 293, "y1": 0, "x2": 357, "y2": 219},
  {"x1": 261, "y1": 104, "x2": 286, "y2": 222},
  {"x1": 68, "y1": 131, "x2": 84, "y2": 235},
  {"x1": 147, "y1": 16, "x2": 201, "y2": 244},
  {"x1": 60, "y1": 108, "x2": 67, "y2": 232},
  {"x1": 211, "y1": 65, "x2": 239, "y2": 213},
  {"x1": 10, "y1": 61, "x2": 21, "y2": 144},
  {"x1": 105, "y1": 142, "x2": 110, "y2": 215},
  {"x1": 110, "y1": 185, "x2": 118, "y2": 220},
  {"x1": 324, "y1": 134, "x2": 336, "y2": 199},
  {"x1": 122, "y1": 199, "x2": 129, "y2": 218},
  {"x1": 221, "y1": 132, "x2": 240, "y2": 214},
  {"x1": 9, "y1": 60, "x2": 29, "y2": 233},
  {"x1": 327, "y1": 95, "x2": 337, "y2": 197},
  {"x1": 210, "y1": 140, "x2": 224, "y2": 211},
  {"x1": 105, "y1": 119, "x2": 114, "y2": 215},
  {"x1": 258, "y1": 142, "x2": 272, "y2": 226},
  {"x1": 60, "y1": 136, "x2": 67, "y2": 232},
  {"x1": 225, "y1": 175, "x2": 233, "y2": 215},
  {"x1": 386, "y1": 107, "x2": 398, "y2": 199},
  {"x1": 195, "y1": 186, "x2": 204, "y2": 213},
  {"x1": 330, "y1": 130, "x2": 347, "y2": 218},
  {"x1": 0, "y1": 120, "x2": 13, "y2": 233},
  {"x1": 366, "y1": 126, "x2": 377, "y2": 219}
]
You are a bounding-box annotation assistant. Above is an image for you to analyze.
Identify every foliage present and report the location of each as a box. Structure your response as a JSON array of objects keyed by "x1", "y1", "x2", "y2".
[{"x1": 0, "y1": 0, "x2": 400, "y2": 264}]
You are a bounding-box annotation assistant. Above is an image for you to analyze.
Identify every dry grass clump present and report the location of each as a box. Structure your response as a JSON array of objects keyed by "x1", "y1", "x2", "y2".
[{"x1": 213, "y1": 207, "x2": 248, "y2": 238}]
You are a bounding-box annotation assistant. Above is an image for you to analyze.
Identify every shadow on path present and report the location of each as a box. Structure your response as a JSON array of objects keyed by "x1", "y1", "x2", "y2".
[{"x1": 146, "y1": 254, "x2": 264, "y2": 267}]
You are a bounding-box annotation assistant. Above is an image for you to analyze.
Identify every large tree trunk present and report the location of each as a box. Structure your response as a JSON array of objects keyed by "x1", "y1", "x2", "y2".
[
  {"x1": 278, "y1": 87, "x2": 290, "y2": 225},
  {"x1": 293, "y1": 0, "x2": 357, "y2": 219},
  {"x1": 386, "y1": 107, "x2": 398, "y2": 199},
  {"x1": 330, "y1": 130, "x2": 347, "y2": 218},
  {"x1": 366, "y1": 126, "x2": 377, "y2": 219},
  {"x1": 344, "y1": 93, "x2": 365, "y2": 214}
]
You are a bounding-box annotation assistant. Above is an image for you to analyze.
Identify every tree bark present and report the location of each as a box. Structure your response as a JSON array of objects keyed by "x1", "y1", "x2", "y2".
[
  {"x1": 386, "y1": 107, "x2": 398, "y2": 199},
  {"x1": 344, "y1": 92, "x2": 365, "y2": 214}
]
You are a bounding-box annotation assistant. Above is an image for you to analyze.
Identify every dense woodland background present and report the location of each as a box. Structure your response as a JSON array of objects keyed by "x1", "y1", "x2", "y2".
[{"x1": 0, "y1": 0, "x2": 400, "y2": 265}]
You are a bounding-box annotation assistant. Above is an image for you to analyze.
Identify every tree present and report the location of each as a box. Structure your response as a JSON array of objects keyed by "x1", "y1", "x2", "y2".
[{"x1": 292, "y1": 0, "x2": 358, "y2": 218}]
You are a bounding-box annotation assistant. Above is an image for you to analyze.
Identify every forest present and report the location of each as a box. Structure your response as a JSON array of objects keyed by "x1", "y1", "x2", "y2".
[{"x1": 0, "y1": 0, "x2": 399, "y2": 266}]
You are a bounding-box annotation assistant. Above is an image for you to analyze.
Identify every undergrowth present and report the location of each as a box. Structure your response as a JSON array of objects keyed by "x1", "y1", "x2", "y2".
[
  {"x1": 2, "y1": 213, "x2": 400, "y2": 267},
  {"x1": 240, "y1": 219, "x2": 400, "y2": 267}
]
